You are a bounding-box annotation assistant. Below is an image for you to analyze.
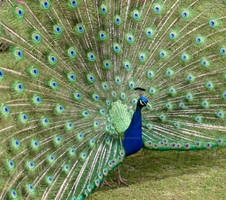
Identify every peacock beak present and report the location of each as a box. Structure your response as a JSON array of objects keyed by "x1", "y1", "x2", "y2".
[{"x1": 146, "y1": 103, "x2": 151, "y2": 108}]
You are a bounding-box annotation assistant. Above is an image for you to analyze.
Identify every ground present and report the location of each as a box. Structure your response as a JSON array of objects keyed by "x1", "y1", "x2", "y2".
[{"x1": 88, "y1": 148, "x2": 226, "y2": 200}]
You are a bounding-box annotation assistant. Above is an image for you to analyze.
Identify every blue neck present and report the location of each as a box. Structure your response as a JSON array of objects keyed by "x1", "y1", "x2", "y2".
[{"x1": 123, "y1": 105, "x2": 143, "y2": 156}]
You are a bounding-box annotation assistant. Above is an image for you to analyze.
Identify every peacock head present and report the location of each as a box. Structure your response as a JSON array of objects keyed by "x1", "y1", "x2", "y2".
[
  {"x1": 135, "y1": 87, "x2": 151, "y2": 109},
  {"x1": 137, "y1": 96, "x2": 150, "y2": 109}
]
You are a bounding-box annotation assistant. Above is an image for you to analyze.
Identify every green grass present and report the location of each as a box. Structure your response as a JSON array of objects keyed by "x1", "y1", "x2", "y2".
[{"x1": 88, "y1": 148, "x2": 226, "y2": 200}]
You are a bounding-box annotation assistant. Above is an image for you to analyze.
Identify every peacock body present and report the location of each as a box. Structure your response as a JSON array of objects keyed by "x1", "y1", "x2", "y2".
[{"x1": 0, "y1": 0, "x2": 225, "y2": 199}]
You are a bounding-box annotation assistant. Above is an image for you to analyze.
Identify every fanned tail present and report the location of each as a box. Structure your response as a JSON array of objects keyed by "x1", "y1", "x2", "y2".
[
  {"x1": 0, "y1": 1, "x2": 127, "y2": 199},
  {"x1": 140, "y1": 0, "x2": 226, "y2": 151}
]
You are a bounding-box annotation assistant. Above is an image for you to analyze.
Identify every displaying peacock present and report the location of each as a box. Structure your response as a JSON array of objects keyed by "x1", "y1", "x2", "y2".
[{"x1": 0, "y1": 0, "x2": 225, "y2": 199}]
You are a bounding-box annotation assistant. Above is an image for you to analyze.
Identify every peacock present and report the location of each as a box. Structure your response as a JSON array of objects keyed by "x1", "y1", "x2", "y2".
[{"x1": 0, "y1": 0, "x2": 225, "y2": 199}]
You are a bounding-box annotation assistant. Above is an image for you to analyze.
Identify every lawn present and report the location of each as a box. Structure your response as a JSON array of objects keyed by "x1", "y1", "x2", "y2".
[{"x1": 88, "y1": 148, "x2": 226, "y2": 200}]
